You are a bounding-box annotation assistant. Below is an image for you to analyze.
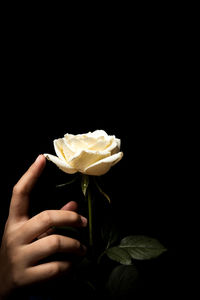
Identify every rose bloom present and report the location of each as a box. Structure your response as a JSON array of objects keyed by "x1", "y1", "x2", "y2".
[{"x1": 44, "y1": 130, "x2": 123, "y2": 176}]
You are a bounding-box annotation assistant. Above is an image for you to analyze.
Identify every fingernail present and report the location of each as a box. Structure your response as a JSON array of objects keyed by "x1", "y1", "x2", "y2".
[
  {"x1": 35, "y1": 154, "x2": 46, "y2": 165},
  {"x1": 35, "y1": 154, "x2": 42, "y2": 163},
  {"x1": 80, "y1": 216, "x2": 88, "y2": 227},
  {"x1": 80, "y1": 244, "x2": 87, "y2": 253}
]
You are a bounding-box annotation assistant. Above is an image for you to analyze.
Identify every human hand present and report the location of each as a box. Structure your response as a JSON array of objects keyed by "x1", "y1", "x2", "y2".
[{"x1": 0, "y1": 155, "x2": 87, "y2": 299}]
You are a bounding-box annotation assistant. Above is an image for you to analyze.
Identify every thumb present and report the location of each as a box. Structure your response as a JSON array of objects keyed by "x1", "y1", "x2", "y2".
[{"x1": 9, "y1": 155, "x2": 46, "y2": 221}]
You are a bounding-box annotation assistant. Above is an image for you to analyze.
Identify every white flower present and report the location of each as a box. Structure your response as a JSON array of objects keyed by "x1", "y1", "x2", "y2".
[{"x1": 44, "y1": 130, "x2": 123, "y2": 176}]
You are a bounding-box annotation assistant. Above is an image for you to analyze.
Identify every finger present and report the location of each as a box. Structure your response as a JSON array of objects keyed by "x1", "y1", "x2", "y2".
[
  {"x1": 25, "y1": 235, "x2": 87, "y2": 265},
  {"x1": 38, "y1": 201, "x2": 79, "y2": 239},
  {"x1": 25, "y1": 261, "x2": 72, "y2": 284},
  {"x1": 19, "y1": 210, "x2": 87, "y2": 243},
  {"x1": 9, "y1": 155, "x2": 46, "y2": 220},
  {"x1": 61, "y1": 201, "x2": 78, "y2": 211}
]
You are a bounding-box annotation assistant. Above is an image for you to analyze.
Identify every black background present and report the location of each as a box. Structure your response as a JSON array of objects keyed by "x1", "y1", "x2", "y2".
[{"x1": 0, "y1": 5, "x2": 190, "y2": 299}]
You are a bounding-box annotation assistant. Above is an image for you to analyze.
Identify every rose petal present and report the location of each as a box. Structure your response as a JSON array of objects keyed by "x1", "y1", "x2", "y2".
[
  {"x1": 64, "y1": 134, "x2": 74, "y2": 141},
  {"x1": 89, "y1": 130, "x2": 108, "y2": 138},
  {"x1": 54, "y1": 139, "x2": 75, "y2": 162},
  {"x1": 64, "y1": 131, "x2": 111, "y2": 151},
  {"x1": 44, "y1": 154, "x2": 77, "y2": 174},
  {"x1": 66, "y1": 134, "x2": 97, "y2": 150},
  {"x1": 83, "y1": 152, "x2": 123, "y2": 176},
  {"x1": 64, "y1": 136, "x2": 88, "y2": 152},
  {"x1": 80, "y1": 136, "x2": 97, "y2": 144},
  {"x1": 115, "y1": 138, "x2": 121, "y2": 149},
  {"x1": 53, "y1": 139, "x2": 64, "y2": 160},
  {"x1": 88, "y1": 137, "x2": 112, "y2": 151},
  {"x1": 68, "y1": 150, "x2": 111, "y2": 172},
  {"x1": 105, "y1": 138, "x2": 121, "y2": 154}
]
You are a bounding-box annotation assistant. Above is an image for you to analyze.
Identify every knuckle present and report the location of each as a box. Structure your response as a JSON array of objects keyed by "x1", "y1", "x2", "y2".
[
  {"x1": 40, "y1": 211, "x2": 52, "y2": 228},
  {"x1": 11, "y1": 270, "x2": 20, "y2": 287},
  {"x1": 9, "y1": 252, "x2": 24, "y2": 287},
  {"x1": 49, "y1": 262, "x2": 66, "y2": 277},
  {"x1": 49, "y1": 263, "x2": 60, "y2": 276},
  {"x1": 12, "y1": 183, "x2": 27, "y2": 197},
  {"x1": 11, "y1": 268, "x2": 26, "y2": 288},
  {"x1": 49, "y1": 235, "x2": 61, "y2": 252},
  {"x1": 70, "y1": 212, "x2": 80, "y2": 223},
  {"x1": 3, "y1": 229, "x2": 18, "y2": 251},
  {"x1": 73, "y1": 239, "x2": 81, "y2": 250},
  {"x1": 5, "y1": 234, "x2": 15, "y2": 250},
  {"x1": 12, "y1": 184, "x2": 21, "y2": 196}
]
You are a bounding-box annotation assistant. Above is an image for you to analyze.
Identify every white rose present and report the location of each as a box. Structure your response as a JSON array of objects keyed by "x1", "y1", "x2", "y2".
[{"x1": 44, "y1": 130, "x2": 123, "y2": 176}]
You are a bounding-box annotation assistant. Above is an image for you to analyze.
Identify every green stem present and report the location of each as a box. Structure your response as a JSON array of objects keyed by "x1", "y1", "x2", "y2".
[
  {"x1": 97, "y1": 250, "x2": 105, "y2": 264},
  {"x1": 87, "y1": 186, "x2": 93, "y2": 247}
]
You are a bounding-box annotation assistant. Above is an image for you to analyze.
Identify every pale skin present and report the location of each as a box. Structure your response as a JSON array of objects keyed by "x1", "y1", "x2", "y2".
[{"x1": 0, "y1": 155, "x2": 87, "y2": 299}]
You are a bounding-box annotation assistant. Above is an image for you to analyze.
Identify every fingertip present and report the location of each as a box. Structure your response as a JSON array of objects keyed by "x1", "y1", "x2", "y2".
[
  {"x1": 80, "y1": 216, "x2": 88, "y2": 227},
  {"x1": 61, "y1": 201, "x2": 78, "y2": 211},
  {"x1": 33, "y1": 155, "x2": 46, "y2": 175},
  {"x1": 40, "y1": 154, "x2": 46, "y2": 165},
  {"x1": 35, "y1": 154, "x2": 46, "y2": 166}
]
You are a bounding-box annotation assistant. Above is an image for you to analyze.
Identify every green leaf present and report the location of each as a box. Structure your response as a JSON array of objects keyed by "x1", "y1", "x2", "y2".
[
  {"x1": 106, "y1": 265, "x2": 138, "y2": 298},
  {"x1": 93, "y1": 177, "x2": 111, "y2": 203},
  {"x1": 56, "y1": 175, "x2": 78, "y2": 188},
  {"x1": 106, "y1": 246, "x2": 132, "y2": 265},
  {"x1": 82, "y1": 280, "x2": 96, "y2": 292},
  {"x1": 120, "y1": 235, "x2": 167, "y2": 260},
  {"x1": 101, "y1": 221, "x2": 120, "y2": 249},
  {"x1": 81, "y1": 175, "x2": 89, "y2": 196}
]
